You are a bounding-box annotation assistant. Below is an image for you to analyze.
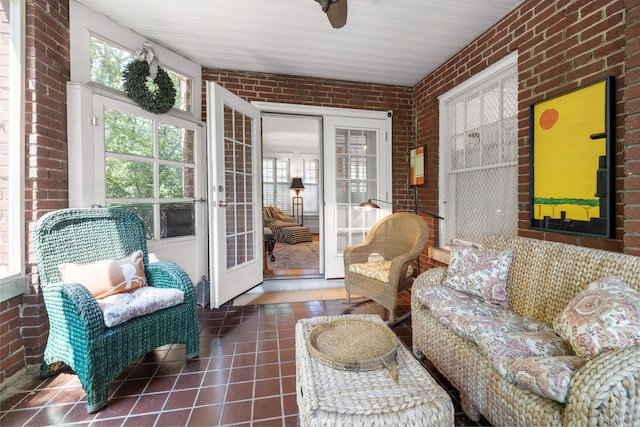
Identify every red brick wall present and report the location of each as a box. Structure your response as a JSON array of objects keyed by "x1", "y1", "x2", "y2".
[
  {"x1": 624, "y1": 0, "x2": 640, "y2": 256},
  {"x1": 415, "y1": 0, "x2": 636, "y2": 268},
  {"x1": 0, "y1": 0, "x2": 70, "y2": 383},
  {"x1": 200, "y1": 71, "x2": 415, "y2": 207}
]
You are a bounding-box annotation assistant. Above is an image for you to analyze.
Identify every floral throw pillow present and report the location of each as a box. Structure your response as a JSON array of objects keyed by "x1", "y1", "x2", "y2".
[
  {"x1": 553, "y1": 276, "x2": 640, "y2": 359},
  {"x1": 443, "y1": 244, "x2": 513, "y2": 306}
]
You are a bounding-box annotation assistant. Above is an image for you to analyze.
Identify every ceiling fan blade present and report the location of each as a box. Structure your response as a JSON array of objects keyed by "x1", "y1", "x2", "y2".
[{"x1": 326, "y1": 0, "x2": 347, "y2": 28}]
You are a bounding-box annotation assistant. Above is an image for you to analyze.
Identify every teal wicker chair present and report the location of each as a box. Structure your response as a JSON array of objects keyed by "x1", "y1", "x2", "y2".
[{"x1": 33, "y1": 208, "x2": 200, "y2": 413}]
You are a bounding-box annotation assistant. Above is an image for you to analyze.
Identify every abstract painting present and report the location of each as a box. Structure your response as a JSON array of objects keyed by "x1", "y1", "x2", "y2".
[{"x1": 530, "y1": 77, "x2": 615, "y2": 237}]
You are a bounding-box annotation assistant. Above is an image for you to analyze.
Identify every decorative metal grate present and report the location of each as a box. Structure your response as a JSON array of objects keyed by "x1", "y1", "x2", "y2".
[{"x1": 442, "y1": 62, "x2": 518, "y2": 244}]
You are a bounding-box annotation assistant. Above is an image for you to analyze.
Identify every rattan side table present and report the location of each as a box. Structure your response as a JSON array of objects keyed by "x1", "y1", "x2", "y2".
[{"x1": 295, "y1": 314, "x2": 454, "y2": 426}]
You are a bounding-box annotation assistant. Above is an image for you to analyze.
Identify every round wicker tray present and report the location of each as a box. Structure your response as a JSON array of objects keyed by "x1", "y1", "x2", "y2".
[{"x1": 306, "y1": 318, "x2": 398, "y2": 371}]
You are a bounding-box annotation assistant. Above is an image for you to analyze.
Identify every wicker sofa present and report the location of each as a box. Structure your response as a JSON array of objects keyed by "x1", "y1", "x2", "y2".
[{"x1": 412, "y1": 234, "x2": 640, "y2": 426}]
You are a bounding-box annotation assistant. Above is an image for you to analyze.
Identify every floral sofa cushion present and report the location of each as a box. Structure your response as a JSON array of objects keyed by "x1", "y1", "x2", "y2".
[
  {"x1": 419, "y1": 284, "x2": 581, "y2": 403},
  {"x1": 96, "y1": 286, "x2": 185, "y2": 327},
  {"x1": 414, "y1": 285, "x2": 513, "y2": 328},
  {"x1": 553, "y1": 275, "x2": 640, "y2": 359},
  {"x1": 348, "y1": 260, "x2": 414, "y2": 284},
  {"x1": 507, "y1": 356, "x2": 586, "y2": 403},
  {"x1": 443, "y1": 244, "x2": 513, "y2": 306},
  {"x1": 475, "y1": 329, "x2": 573, "y2": 379},
  {"x1": 449, "y1": 314, "x2": 555, "y2": 345}
]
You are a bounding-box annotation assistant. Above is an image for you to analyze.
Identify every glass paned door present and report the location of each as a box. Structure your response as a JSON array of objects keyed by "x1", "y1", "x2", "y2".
[
  {"x1": 207, "y1": 83, "x2": 262, "y2": 308},
  {"x1": 324, "y1": 116, "x2": 391, "y2": 278}
]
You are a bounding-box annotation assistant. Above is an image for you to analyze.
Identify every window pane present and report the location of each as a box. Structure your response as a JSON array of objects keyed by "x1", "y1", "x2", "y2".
[
  {"x1": 90, "y1": 36, "x2": 131, "y2": 91},
  {"x1": 114, "y1": 205, "x2": 155, "y2": 240},
  {"x1": 160, "y1": 165, "x2": 195, "y2": 198},
  {"x1": 106, "y1": 158, "x2": 154, "y2": 198},
  {"x1": 161, "y1": 203, "x2": 195, "y2": 238},
  {"x1": 159, "y1": 123, "x2": 194, "y2": 162},
  {"x1": 105, "y1": 109, "x2": 153, "y2": 157}
]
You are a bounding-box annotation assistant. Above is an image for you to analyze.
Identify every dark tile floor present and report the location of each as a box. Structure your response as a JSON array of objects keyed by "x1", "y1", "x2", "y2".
[{"x1": 0, "y1": 291, "x2": 491, "y2": 426}]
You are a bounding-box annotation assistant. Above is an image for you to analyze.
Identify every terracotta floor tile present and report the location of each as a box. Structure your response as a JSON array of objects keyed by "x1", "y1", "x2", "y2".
[
  {"x1": 194, "y1": 385, "x2": 226, "y2": 406},
  {"x1": 163, "y1": 388, "x2": 199, "y2": 411},
  {"x1": 218, "y1": 399, "x2": 253, "y2": 424},
  {"x1": 122, "y1": 412, "x2": 159, "y2": 426},
  {"x1": 155, "y1": 408, "x2": 191, "y2": 426},
  {"x1": 225, "y1": 381, "x2": 254, "y2": 402},
  {"x1": 254, "y1": 378, "x2": 280, "y2": 398},
  {"x1": 253, "y1": 395, "x2": 282, "y2": 420},
  {"x1": 130, "y1": 391, "x2": 169, "y2": 414}
]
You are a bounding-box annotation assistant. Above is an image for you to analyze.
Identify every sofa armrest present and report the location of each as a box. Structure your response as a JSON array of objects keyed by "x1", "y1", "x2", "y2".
[
  {"x1": 565, "y1": 346, "x2": 640, "y2": 426},
  {"x1": 413, "y1": 267, "x2": 447, "y2": 290}
]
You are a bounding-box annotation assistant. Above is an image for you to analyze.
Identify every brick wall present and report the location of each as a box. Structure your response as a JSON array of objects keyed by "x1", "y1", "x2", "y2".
[
  {"x1": 200, "y1": 71, "x2": 415, "y2": 207},
  {"x1": 624, "y1": 0, "x2": 640, "y2": 256},
  {"x1": 0, "y1": 0, "x2": 70, "y2": 383},
  {"x1": 414, "y1": 0, "x2": 637, "y2": 268}
]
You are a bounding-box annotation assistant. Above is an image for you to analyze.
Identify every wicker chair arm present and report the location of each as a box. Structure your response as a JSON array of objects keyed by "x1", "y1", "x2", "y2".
[
  {"x1": 565, "y1": 346, "x2": 640, "y2": 426},
  {"x1": 146, "y1": 261, "x2": 196, "y2": 300},
  {"x1": 42, "y1": 282, "x2": 106, "y2": 339},
  {"x1": 343, "y1": 242, "x2": 376, "y2": 265},
  {"x1": 387, "y1": 253, "x2": 418, "y2": 286}
]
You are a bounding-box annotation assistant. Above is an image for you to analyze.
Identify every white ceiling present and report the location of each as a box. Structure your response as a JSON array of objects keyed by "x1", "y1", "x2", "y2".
[{"x1": 75, "y1": 0, "x2": 524, "y2": 87}]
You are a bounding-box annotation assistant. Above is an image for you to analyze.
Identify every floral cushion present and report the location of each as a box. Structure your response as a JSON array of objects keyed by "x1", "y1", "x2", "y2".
[
  {"x1": 443, "y1": 244, "x2": 513, "y2": 306},
  {"x1": 475, "y1": 330, "x2": 573, "y2": 378},
  {"x1": 348, "y1": 261, "x2": 414, "y2": 283},
  {"x1": 96, "y1": 286, "x2": 184, "y2": 327},
  {"x1": 506, "y1": 355, "x2": 586, "y2": 403},
  {"x1": 59, "y1": 250, "x2": 147, "y2": 299},
  {"x1": 553, "y1": 275, "x2": 640, "y2": 359},
  {"x1": 414, "y1": 285, "x2": 513, "y2": 327},
  {"x1": 449, "y1": 314, "x2": 555, "y2": 345}
]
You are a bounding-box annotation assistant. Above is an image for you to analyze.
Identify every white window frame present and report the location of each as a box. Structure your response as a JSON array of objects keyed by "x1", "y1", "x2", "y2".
[
  {"x1": 0, "y1": 0, "x2": 26, "y2": 302},
  {"x1": 438, "y1": 51, "x2": 518, "y2": 247}
]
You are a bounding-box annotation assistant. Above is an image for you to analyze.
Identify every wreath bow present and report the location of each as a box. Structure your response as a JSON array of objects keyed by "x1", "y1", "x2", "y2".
[{"x1": 134, "y1": 45, "x2": 159, "y2": 79}]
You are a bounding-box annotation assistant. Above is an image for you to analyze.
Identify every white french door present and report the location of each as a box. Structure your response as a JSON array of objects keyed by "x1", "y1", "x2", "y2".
[
  {"x1": 323, "y1": 116, "x2": 391, "y2": 278},
  {"x1": 207, "y1": 83, "x2": 263, "y2": 308}
]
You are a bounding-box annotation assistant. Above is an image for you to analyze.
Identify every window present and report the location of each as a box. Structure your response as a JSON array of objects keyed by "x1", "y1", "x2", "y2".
[
  {"x1": 439, "y1": 52, "x2": 518, "y2": 245},
  {"x1": 90, "y1": 36, "x2": 192, "y2": 113},
  {"x1": 262, "y1": 158, "x2": 291, "y2": 212},
  {"x1": 103, "y1": 106, "x2": 197, "y2": 240},
  {"x1": 303, "y1": 159, "x2": 319, "y2": 214},
  {"x1": 0, "y1": 0, "x2": 25, "y2": 301}
]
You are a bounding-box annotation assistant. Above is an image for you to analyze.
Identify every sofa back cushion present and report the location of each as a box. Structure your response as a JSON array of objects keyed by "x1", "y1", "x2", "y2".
[{"x1": 482, "y1": 235, "x2": 640, "y2": 325}]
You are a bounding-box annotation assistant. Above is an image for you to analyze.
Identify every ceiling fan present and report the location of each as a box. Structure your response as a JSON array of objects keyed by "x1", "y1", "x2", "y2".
[{"x1": 315, "y1": 0, "x2": 348, "y2": 29}]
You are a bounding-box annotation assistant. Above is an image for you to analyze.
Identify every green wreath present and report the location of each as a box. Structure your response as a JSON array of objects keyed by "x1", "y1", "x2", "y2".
[{"x1": 122, "y1": 60, "x2": 176, "y2": 114}]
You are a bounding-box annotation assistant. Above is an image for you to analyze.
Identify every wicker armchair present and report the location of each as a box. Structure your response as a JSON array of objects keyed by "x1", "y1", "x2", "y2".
[
  {"x1": 344, "y1": 212, "x2": 429, "y2": 322},
  {"x1": 33, "y1": 208, "x2": 200, "y2": 413}
]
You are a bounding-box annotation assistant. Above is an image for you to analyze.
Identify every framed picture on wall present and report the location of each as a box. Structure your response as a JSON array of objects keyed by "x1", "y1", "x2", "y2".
[
  {"x1": 530, "y1": 76, "x2": 615, "y2": 238},
  {"x1": 410, "y1": 145, "x2": 425, "y2": 185}
]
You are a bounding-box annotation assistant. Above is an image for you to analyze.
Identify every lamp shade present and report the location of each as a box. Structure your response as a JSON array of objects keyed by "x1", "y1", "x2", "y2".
[
  {"x1": 290, "y1": 177, "x2": 305, "y2": 191},
  {"x1": 359, "y1": 199, "x2": 380, "y2": 209}
]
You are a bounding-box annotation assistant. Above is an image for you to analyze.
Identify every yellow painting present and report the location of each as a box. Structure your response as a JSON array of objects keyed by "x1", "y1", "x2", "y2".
[{"x1": 531, "y1": 77, "x2": 614, "y2": 237}]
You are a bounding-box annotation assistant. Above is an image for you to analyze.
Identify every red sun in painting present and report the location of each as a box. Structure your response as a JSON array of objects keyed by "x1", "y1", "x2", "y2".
[{"x1": 540, "y1": 108, "x2": 559, "y2": 130}]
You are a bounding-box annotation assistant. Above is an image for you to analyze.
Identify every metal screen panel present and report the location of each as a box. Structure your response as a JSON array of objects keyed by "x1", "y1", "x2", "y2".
[{"x1": 442, "y1": 63, "x2": 518, "y2": 244}]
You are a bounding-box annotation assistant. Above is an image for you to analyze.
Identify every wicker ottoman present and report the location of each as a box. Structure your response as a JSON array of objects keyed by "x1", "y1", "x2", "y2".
[
  {"x1": 295, "y1": 314, "x2": 454, "y2": 427},
  {"x1": 275, "y1": 225, "x2": 312, "y2": 244}
]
